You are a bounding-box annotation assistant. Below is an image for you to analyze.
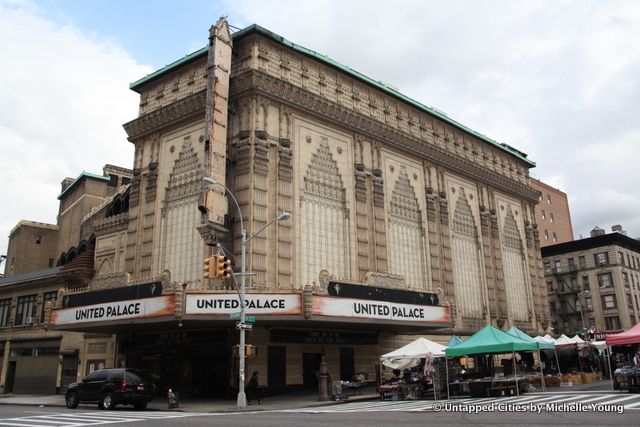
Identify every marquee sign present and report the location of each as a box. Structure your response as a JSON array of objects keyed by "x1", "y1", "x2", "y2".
[
  {"x1": 50, "y1": 295, "x2": 175, "y2": 326},
  {"x1": 185, "y1": 293, "x2": 302, "y2": 315},
  {"x1": 312, "y1": 295, "x2": 450, "y2": 323}
]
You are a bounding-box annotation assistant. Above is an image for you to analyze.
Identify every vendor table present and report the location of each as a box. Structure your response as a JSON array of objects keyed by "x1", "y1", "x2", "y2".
[{"x1": 379, "y1": 383, "x2": 423, "y2": 400}]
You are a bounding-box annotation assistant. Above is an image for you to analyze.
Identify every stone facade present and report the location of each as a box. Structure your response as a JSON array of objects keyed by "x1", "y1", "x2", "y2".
[
  {"x1": 5, "y1": 221, "x2": 58, "y2": 277},
  {"x1": 3, "y1": 20, "x2": 550, "y2": 395},
  {"x1": 122, "y1": 23, "x2": 547, "y2": 335}
]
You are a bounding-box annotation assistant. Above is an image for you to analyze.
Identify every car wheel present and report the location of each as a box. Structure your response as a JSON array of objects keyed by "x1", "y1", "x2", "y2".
[
  {"x1": 133, "y1": 402, "x2": 147, "y2": 410},
  {"x1": 100, "y1": 392, "x2": 115, "y2": 410},
  {"x1": 65, "y1": 391, "x2": 79, "y2": 409}
]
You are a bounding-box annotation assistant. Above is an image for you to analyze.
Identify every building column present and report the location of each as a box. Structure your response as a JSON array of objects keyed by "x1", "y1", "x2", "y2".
[{"x1": 0, "y1": 341, "x2": 10, "y2": 394}]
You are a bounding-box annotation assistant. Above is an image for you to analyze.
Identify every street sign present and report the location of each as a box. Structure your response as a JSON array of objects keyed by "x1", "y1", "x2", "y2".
[
  {"x1": 229, "y1": 312, "x2": 241, "y2": 319},
  {"x1": 245, "y1": 315, "x2": 256, "y2": 324},
  {"x1": 236, "y1": 322, "x2": 253, "y2": 330}
]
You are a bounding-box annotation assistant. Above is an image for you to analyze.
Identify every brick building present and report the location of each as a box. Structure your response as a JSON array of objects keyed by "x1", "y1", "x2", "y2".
[{"x1": 530, "y1": 178, "x2": 573, "y2": 247}]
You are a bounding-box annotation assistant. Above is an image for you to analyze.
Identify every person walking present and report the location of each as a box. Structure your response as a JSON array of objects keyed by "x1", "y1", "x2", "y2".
[{"x1": 246, "y1": 371, "x2": 262, "y2": 405}]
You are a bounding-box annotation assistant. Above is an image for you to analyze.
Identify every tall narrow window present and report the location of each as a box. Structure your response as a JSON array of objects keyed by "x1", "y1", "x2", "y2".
[
  {"x1": 300, "y1": 138, "x2": 349, "y2": 287},
  {"x1": 0, "y1": 298, "x2": 11, "y2": 327},
  {"x1": 387, "y1": 167, "x2": 425, "y2": 289},
  {"x1": 501, "y1": 206, "x2": 529, "y2": 321},
  {"x1": 15, "y1": 294, "x2": 37, "y2": 325},
  {"x1": 450, "y1": 188, "x2": 483, "y2": 317},
  {"x1": 161, "y1": 138, "x2": 205, "y2": 286}
]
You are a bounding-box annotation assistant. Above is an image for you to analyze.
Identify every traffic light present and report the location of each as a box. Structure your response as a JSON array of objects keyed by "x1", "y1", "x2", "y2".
[
  {"x1": 245, "y1": 344, "x2": 256, "y2": 358},
  {"x1": 232, "y1": 344, "x2": 257, "y2": 358},
  {"x1": 203, "y1": 256, "x2": 216, "y2": 279},
  {"x1": 216, "y1": 255, "x2": 232, "y2": 279}
]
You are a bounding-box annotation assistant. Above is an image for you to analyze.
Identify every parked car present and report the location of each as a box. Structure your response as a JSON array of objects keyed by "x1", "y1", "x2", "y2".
[{"x1": 65, "y1": 368, "x2": 156, "y2": 410}]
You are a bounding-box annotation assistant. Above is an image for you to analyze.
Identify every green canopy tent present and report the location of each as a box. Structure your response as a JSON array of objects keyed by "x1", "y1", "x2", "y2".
[
  {"x1": 445, "y1": 325, "x2": 540, "y2": 398},
  {"x1": 506, "y1": 326, "x2": 554, "y2": 391}
]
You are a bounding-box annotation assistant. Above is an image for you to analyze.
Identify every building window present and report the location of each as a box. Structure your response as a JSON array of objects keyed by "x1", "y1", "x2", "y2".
[
  {"x1": 570, "y1": 277, "x2": 578, "y2": 290},
  {"x1": 0, "y1": 298, "x2": 11, "y2": 327},
  {"x1": 108, "y1": 174, "x2": 118, "y2": 187},
  {"x1": 48, "y1": 258, "x2": 54, "y2": 268},
  {"x1": 623, "y1": 272, "x2": 630, "y2": 288},
  {"x1": 547, "y1": 281, "x2": 554, "y2": 293},
  {"x1": 552, "y1": 232, "x2": 557, "y2": 242},
  {"x1": 544, "y1": 230, "x2": 549, "y2": 240},
  {"x1": 554, "y1": 260, "x2": 562, "y2": 273},
  {"x1": 122, "y1": 177, "x2": 131, "y2": 185},
  {"x1": 619, "y1": 251, "x2": 625, "y2": 265},
  {"x1": 579, "y1": 256, "x2": 587, "y2": 269},
  {"x1": 568, "y1": 257, "x2": 575, "y2": 270},
  {"x1": 582, "y1": 275, "x2": 590, "y2": 290},
  {"x1": 547, "y1": 194, "x2": 551, "y2": 204},
  {"x1": 36, "y1": 235, "x2": 42, "y2": 245},
  {"x1": 86, "y1": 360, "x2": 106, "y2": 375},
  {"x1": 541, "y1": 210, "x2": 546, "y2": 220},
  {"x1": 627, "y1": 294, "x2": 634, "y2": 309},
  {"x1": 549, "y1": 213, "x2": 555, "y2": 223},
  {"x1": 40, "y1": 291, "x2": 57, "y2": 323},
  {"x1": 549, "y1": 301, "x2": 556, "y2": 314},
  {"x1": 585, "y1": 296, "x2": 593, "y2": 311},
  {"x1": 605, "y1": 316, "x2": 621, "y2": 331},
  {"x1": 544, "y1": 261, "x2": 551, "y2": 275},
  {"x1": 15, "y1": 294, "x2": 37, "y2": 325},
  {"x1": 597, "y1": 272, "x2": 613, "y2": 288},
  {"x1": 594, "y1": 252, "x2": 609, "y2": 266},
  {"x1": 588, "y1": 317, "x2": 596, "y2": 329},
  {"x1": 602, "y1": 294, "x2": 617, "y2": 309}
]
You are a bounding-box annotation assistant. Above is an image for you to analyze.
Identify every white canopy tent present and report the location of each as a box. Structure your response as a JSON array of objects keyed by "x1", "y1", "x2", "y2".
[
  {"x1": 381, "y1": 337, "x2": 447, "y2": 370},
  {"x1": 535, "y1": 335, "x2": 562, "y2": 375},
  {"x1": 380, "y1": 337, "x2": 447, "y2": 401}
]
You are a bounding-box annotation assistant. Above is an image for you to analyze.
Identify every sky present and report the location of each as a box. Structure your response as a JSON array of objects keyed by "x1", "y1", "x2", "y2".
[{"x1": 1, "y1": 0, "x2": 639, "y2": 272}]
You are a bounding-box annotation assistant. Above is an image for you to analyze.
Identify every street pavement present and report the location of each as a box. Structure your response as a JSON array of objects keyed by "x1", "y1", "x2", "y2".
[
  {"x1": 0, "y1": 379, "x2": 620, "y2": 413},
  {"x1": 0, "y1": 380, "x2": 637, "y2": 427}
]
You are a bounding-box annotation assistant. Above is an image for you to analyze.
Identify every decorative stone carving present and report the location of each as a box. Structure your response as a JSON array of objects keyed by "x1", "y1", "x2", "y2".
[{"x1": 363, "y1": 272, "x2": 406, "y2": 289}]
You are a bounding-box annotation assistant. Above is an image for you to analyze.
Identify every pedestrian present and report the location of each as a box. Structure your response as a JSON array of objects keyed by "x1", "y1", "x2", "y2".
[{"x1": 246, "y1": 371, "x2": 262, "y2": 405}]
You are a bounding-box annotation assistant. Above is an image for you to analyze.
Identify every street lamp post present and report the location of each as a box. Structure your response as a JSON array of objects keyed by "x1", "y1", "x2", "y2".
[{"x1": 203, "y1": 177, "x2": 290, "y2": 407}]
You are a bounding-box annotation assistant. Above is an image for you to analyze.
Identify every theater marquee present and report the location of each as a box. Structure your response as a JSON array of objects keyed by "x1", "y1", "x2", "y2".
[
  {"x1": 312, "y1": 296, "x2": 450, "y2": 323},
  {"x1": 185, "y1": 293, "x2": 302, "y2": 315},
  {"x1": 50, "y1": 295, "x2": 176, "y2": 326}
]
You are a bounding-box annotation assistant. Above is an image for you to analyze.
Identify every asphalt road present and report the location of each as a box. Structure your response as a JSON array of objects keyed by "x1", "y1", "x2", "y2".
[{"x1": 0, "y1": 401, "x2": 636, "y2": 427}]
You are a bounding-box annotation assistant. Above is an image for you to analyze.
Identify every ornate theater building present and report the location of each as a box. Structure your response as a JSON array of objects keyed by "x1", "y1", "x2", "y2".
[{"x1": 1, "y1": 18, "x2": 548, "y2": 397}]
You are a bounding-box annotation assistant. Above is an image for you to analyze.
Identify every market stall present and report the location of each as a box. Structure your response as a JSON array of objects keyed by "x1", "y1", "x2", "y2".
[
  {"x1": 606, "y1": 323, "x2": 640, "y2": 393},
  {"x1": 380, "y1": 337, "x2": 447, "y2": 400},
  {"x1": 445, "y1": 325, "x2": 541, "y2": 399}
]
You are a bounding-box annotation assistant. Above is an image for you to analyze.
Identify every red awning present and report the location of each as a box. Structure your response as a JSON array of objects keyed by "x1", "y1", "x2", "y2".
[{"x1": 605, "y1": 322, "x2": 640, "y2": 346}]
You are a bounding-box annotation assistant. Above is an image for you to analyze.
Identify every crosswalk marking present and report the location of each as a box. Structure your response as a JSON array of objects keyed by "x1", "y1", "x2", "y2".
[
  {"x1": 0, "y1": 411, "x2": 209, "y2": 427},
  {"x1": 278, "y1": 392, "x2": 640, "y2": 413}
]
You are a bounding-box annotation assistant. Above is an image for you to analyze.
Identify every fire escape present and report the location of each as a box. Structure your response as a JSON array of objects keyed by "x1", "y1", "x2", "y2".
[{"x1": 548, "y1": 261, "x2": 583, "y2": 335}]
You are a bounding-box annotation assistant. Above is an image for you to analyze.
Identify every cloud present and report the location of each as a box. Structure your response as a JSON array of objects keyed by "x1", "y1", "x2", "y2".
[
  {"x1": 225, "y1": 0, "x2": 640, "y2": 239},
  {"x1": 0, "y1": 1, "x2": 151, "y2": 268}
]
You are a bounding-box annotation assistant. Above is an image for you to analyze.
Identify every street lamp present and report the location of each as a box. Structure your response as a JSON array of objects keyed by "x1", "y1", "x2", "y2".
[{"x1": 203, "y1": 176, "x2": 290, "y2": 407}]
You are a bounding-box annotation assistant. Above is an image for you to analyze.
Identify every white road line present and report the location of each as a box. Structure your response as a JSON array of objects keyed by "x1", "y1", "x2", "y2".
[
  {"x1": 622, "y1": 400, "x2": 640, "y2": 409},
  {"x1": 580, "y1": 394, "x2": 620, "y2": 403},
  {"x1": 596, "y1": 394, "x2": 640, "y2": 405}
]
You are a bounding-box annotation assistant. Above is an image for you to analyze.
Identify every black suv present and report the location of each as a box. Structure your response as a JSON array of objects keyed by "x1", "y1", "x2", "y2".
[{"x1": 65, "y1": 368, "x2": 156, "y2": 410}]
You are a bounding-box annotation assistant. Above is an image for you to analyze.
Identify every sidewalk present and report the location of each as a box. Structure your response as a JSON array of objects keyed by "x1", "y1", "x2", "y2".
[{"x1": 0, "y1": 390, "x2": 379, "y2": 413}]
